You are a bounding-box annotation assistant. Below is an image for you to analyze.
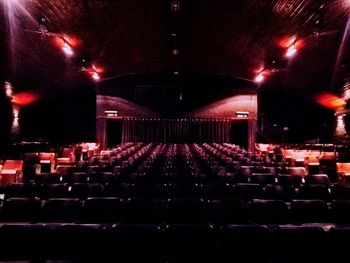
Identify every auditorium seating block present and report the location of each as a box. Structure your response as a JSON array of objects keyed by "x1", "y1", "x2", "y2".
[{"x1": 0, "y1": 142, "x2": 349, "y2": 262}]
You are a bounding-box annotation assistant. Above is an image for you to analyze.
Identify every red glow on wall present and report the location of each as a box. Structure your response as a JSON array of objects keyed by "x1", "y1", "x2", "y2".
[
  {"x1": 11, "y1": 92, "x2": 39, "y2": 106},
  {"x1": 53, "y1": 34, "x2": 79, "y2": 48},
  {"x1": 279, "y1": 36, "x2": 303, "y2": 49},
  {"x1": 82, "y1": 64, "x2": 104, "y2": 81},
  {"x1": 91, "y1": 64, "x2": 104, "y2": 74},
  {"x1": 316, "y1": 93, "x2": 346, "y2": 110}
]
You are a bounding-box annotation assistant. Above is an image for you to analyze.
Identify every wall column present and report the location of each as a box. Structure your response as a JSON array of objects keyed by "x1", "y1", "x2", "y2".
[
  {"x1": 96, "y1": 117, "x2": 107, "y2": 150},
  {"x1": 248, "y1": 117, "x2": 257, "y2": 152}
]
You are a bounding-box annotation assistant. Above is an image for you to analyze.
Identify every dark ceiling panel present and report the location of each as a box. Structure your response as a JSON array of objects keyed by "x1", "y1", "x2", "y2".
[{"x1": 0, "y1": 0, "x2": 349, "y2": 96}]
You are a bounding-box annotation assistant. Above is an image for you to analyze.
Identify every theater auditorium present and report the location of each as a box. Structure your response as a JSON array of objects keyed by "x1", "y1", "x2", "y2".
[{"x1": 2, "y1": 0, "x2": 350, "y2": 262}]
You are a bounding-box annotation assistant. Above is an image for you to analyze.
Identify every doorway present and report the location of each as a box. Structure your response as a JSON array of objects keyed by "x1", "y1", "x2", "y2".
[
  {"x1": 230, "y1": 120, "x2": 248, "y2": 149},
  {"x1": 107, "y1": 120, "x2": 123, "y2": 148}
]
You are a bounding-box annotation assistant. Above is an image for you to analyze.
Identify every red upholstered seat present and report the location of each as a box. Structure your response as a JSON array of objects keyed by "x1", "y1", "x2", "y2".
[{"x1": 0, "y1": 160, "x2": 23, "y2": 186}]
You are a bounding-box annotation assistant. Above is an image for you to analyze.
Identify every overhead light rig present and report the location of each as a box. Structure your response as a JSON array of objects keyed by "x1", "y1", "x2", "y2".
[
  {"x1": 24, "y1": 18, "x2": 105, "y2": 82},
  {"x1": 80, "y1": 63, "x2": 104, "y2": 82},
  {"x1": 253, "y1": 2, "x2": 339, "y2": 84}
]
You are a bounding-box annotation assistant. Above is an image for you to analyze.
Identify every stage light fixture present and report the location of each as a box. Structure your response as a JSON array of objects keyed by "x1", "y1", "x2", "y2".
[
  {"x1": 62, "y1": 41, "x2": 74, "y2": 56},
  {"x1": 254, "y1": 72, "x2": 265, "y2": 83},
  {"x1": 81, "y1": 63, "x2": 104, "y2": 81},
  {"x1": 286, "y1": 44, "x2": 297, "y2": 58},
  {"x1": 92, "y1": 72, "x2": 100, "y2": 81}
]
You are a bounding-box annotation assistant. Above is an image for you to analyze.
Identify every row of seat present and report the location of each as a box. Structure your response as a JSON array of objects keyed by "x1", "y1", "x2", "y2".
[
  {"x1": 0, "y1": 223, "x2": 349, "y2": 262},
  {"x1": 31, "y1": 169, "x2": 331, "y2": 184},
  {"x1": 2, "y1": 197, "x2": 350, "y2": 225},
  {"x1": 5, "y1": 181, "x2": 350, "y2": 200},
  {"x1": 21, "y1": 143, "x2": 148, "y2": 178}
]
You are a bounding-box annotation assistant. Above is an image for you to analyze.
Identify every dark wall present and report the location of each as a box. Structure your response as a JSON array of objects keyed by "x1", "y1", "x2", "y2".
[
  {"x1": 98, "y1": 72, "x2": 256, "y2": 117},
  {"x1": 259, "y1": 86, "x2": 335, "y2": 143},
  {"x1": 20, "y1": 88, "x2": 96, "y2": 144},
  {"x1": 0, "y1": 89, "x2": 12, "y2": 155}
]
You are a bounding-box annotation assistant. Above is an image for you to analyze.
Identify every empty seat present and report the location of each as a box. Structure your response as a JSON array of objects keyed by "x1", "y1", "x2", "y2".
[
  {"x1": 88, "y1": 171, "x2": 115, "y2": 184},
  {"x1": 5, "y1": 183, "x2": 38, "y2": 198},
  {"x1": 82, "y1": 197, "x2": 123, "y2": 223},
  {"x1": 240, "y1": 166, "x2": 256, "y2": 177},
  {"x1": 143, "y1": 172, "x2": 166, "y2": 183},
  {"x1": 304, "y1": 174, "x2": 330, "y2": 186},
  {"x1": 1, "y1": 198, "x2": 42, "y2": 222},
  {"x1": 331, "y1": 183, "x2": 350, "y2": 200},
  {"x1": 235, "y1": 183, "x2": 264, "y2": 200},
  {"x1": 35, "y1": 173, "x2": 62, "y2": 184},
  {"x1": 75, "y1": 160, "x2": 89, "y2": 172},
  {"x1": 328, "y1": 226, "x2": 350, "y2": 262},
  {"x1": 248, "y1": 199, "x2": 290, "y2": 224},
  {"x1": 135, "y1": 183, "x2": 166, "y2": 199},
  {"x1": 109, "y1": 224, "x2": 163, "y2": 262},
  {"x1": 63, "y1": 172, "x2": 89, "y2": 184},
  {"x1": 55, "y1": 165, "x2": 75, "y2": 176},
  {"x1": 307, "y1": 163, "x2": 320, "y2": 175},
  {"x1": 337, "y1": 162, "x2": 350, "y2": 183},
  {"x1": 87, "y1": 165, "x2": 100, "y2": 175},
  {"x1": 40, "y1": 184, "x2": 69, "y2": 198},
  {"x1": 56, "y1": 148, "x2": 75, "y2": 165},
  {"x1": 69, "y1": 183, "x2": 103, "y2": 198},
  {"x1": 0, "y1": 223, "x2": 50, "y2": 261},
  {"x1": 164, "y1": 224, "x2": 215, "y2": 262},
  {"x1": 297, "y1": 184, "x2": 330, "y2": 200},
  {"x1": 103, "y1": 182, "x2": 135, "y2": 197},
  {"x1": 200, "y1": 182, "x2": 232, "y2": 199},
  {"x1": 273, "y1": 226, "x2": 327, "y2": 263},
  {"x1": 39, "y1": 153, "x2": 56, "y2": 173},
  {"x1": 277, "y1": 174, "x2": 303, "y2": 186},
  {"x1": 166, "y1": 198, "x2": 206, "y2": 224},
  {"x1": 221, "y1": 172, "x2": 249, "y2": 183},
  {"x1": 50, "y1": 224, "x2": 104, "y2": 261},
  {"x1": 250, "y1": 173, "x2": 276, "y2": 185},
  {"x1": 23, "y1": 153, "x2": 39, "y2": 181},
  {"x1": 218, "y1": 225, "x2": 271, "y2": 262},
  {"x1": 264, "y1": 184, "x2": 295, "y2": 200},
  {"x1": 43, "y1": 198, "x2": 82, "y2": 223},
  {"x1": 290, "y1": 200, "x2": 330, "y2": 223},
  {"x1": 167, "y1": 183, "x2": 201, "y2": 198},
  {"x1": 0, "y1": 160, "x2": 23, "y2": 186},
  {"x1": 262, "y1": 166, "x2": 282, "y2": 175},
  {"x1": 123, "y1": 198, "x2": 164, "y2": 224},
  {"x1": 207, "y1": 199, "x2": 248, "y2": 225},
  {"x1": 285, "y1": 167, "x2": 307, "y2": 177},
  {"x1": 331, "y1": 200, "x2": 350, "y2": 225}
]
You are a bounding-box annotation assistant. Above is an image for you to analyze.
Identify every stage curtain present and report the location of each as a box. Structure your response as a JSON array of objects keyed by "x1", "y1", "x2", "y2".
[{"x1": 122, "y1": 118, "x2": 231, "y2": 143}]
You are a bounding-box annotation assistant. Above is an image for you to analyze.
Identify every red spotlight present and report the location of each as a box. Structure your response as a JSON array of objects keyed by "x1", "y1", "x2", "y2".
[
  {"x1": 316, "y1": 93, "x2": 347, "y2": 110},
  {"x1": 11, "y1": 92, "x2": 39, "y2": 106},
  {"x1": 92, "y1": 72, "x2": 100, "y2": 81},
  {"x1": 62, "y1": 41, "x2": 74, "y2": 56},
  {"x1": 279, "y1": 36, "x2": 303, "y2": 58},
  {"x1": 286, "y1": 44, "x2": 297, "y2": 58},
  {"x1": 81, "y1": 64, "x2": 104, "y2": 81},
  {"x1": 53, "y1": 35, "x2": 78, "y2": 57},
  {"x1": 255, "y1": 73, "x2": 265, "y2": 83},
  {"x1": 254, "y1": 68, "x2": 270, "y2": 83},
  {"x1": 279, "y1": 36, "x2": 297, "y2": 48}
]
